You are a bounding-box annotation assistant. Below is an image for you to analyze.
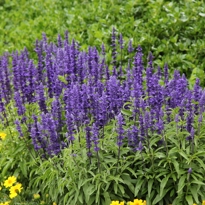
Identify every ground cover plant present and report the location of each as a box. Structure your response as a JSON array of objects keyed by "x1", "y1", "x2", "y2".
[
  {"x1": 1, "y1": 0, "x2": 205, "y2": 85},
  {"x1": 1, "y1": 28, "x2": 205, "y2": 205}
]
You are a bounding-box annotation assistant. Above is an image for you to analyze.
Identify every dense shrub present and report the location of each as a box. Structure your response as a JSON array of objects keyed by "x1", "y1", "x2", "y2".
[{"x1": 1, "y1": 30, "x2": 205, "y2": 204}]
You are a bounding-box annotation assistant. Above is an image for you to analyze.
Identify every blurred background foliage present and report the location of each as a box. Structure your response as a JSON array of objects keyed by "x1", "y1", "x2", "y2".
[{"x1": 0, "y1": 0, "x2": 205, "y2": 85}]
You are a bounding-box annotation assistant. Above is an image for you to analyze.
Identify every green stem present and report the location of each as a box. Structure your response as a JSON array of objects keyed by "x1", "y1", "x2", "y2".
[
  {"x1": 117, "y1": 145, "x2": 121, "y2": 174},
  {"x1": 96, "y1": 151, "x2": 101, "y2": 173}
]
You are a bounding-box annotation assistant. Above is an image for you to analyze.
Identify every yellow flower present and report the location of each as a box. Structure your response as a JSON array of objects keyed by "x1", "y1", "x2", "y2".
[
  {"x1": 203, "y1": 201, "x2": 205, "y2": 205},
  {"x1": 4, "y1": 176, "x2": 17, "y2": 188},
  {"x1": 3, "y1": 201, "x2": 10, "y2": 205},
  {"x1": 129, "y1": 199, "x2": 146, "y2": 205},
  {"x1": 9, "y1": 191, "x2": 18, "y2": 199},
  {"x1": 53, "y1": 203, "x2": 57, "y2": 205},
  {"x1": 9, "y1": 183, "x2": 23, "y2": 199},
  {"x1": 0, "y1": 132, "x2": 6, "y2": 140},
  {"x1": 10, "y1": 183, "x2": 23, "y2": 193},
  {"x1": 33, "y1": 193, "x2": 40, "y2": 199},
  {"x1": 110, "y1": 201, "x2": 124, "y2": 205},
  {"x1": 0, "y1": 186, "x2": 2, "y2": 190}
]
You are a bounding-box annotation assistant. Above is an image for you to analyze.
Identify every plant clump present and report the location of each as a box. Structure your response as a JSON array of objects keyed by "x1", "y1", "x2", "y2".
[{"x1": 0, "y1": 29, "x2": 205, "y2": 204}]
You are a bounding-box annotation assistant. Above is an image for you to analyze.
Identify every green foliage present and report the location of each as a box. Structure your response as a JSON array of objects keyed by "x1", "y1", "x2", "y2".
[
  {"x1": 27, "y1": 119, "x2": 132, "y2": 205},
  {"x1": 115, "y1": 106, "x2": 205, "y2": 205},
  {"x1": 0, "y1": 102, "x2": 41, "y2": 203},
  {"x1": 9, "y1": 108, "x2": 204, "y2": 204},
  {"x1": 1, "y1": 0, "x2": 205, "y2": 84},
  {"x1": 1, "y1": 1, "x2": 205, "y2": 203}
]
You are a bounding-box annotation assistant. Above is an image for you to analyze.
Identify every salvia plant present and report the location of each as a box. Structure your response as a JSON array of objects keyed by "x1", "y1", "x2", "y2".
[{"x1": 0, "y1": 28, "x2": 205, "y2": 205}]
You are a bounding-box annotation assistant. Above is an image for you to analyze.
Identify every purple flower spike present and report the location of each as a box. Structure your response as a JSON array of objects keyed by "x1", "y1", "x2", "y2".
[
  {"x1": 193, "y1": 78, "x2": 201, "y2": 114},
  {"x1": 116, "y1": 113, "x2": 124, "y2": 147},
  {"x1": 57, "y1": 34, "x2": 62, "y2": 47},
  {"x1": 91, "y1": 123, "x2": 100, "y2": 152},
  {"x1": 111, "y1": 27, "x2": 117, "y2": 75},
  {"x1": 64, "y1": 30, "x2": 69, "y2": 45},
  {"x1": 164, "y1": 63, "x2": 169, "y2": 85},
  {"x1": 157, "y1": 118, "x2": 164, "y2": 134},
  {"x1": 186, "y1": 127, "x2": 194, "y2": 141},
  {"x1": 127, "y1": 125, "x2": 139, "y2": 150},
  {"x1": 190, "y1": 127, "x2": 195, "y2": 140},
  {"x1": 85, "y1": 126, "x2": 92, "y2": 157},
  {"x1": 14, "y1": 91, "x2": 25, "y2": 116},
  {"x1": 199, "y1": 90, "x2": 205, "y2": 113},
  {"x1": 15, "y1": 120, "x2": 23, "y2": 137},
  {"x1": 139, "y1": 114, "x2": 145, "y2": 139},
  {"x1": 119, "y1": 33, "x2": 124, "y2": 49},
  {"x1": 128, "y1": 39, "x2": 134, "y2": 53},
  {"x1": 0, "y1": 93, "x2": 5, "y2": 112},
  {"x1": 175, "y1": 114, "x2": 179, "y2": 123},
  {"x1": 37, "y1": 83, "x2": 47, "y2": 113},
  {"x1": 101, "y1": 43, "x2": 105, "y2": 56},
  {"x1": 136, "y1": 141, "x2": 144, "y2": 152}
]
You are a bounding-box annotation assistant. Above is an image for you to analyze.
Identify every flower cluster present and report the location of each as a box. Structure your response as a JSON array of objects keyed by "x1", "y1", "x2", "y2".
[
  {"x1": 3, "y1": 176, "x2": 23, "y2": 199},
  {"x1": 110, "y1": 199, "x2": 205, "y2": 205},
  {"x1": 110, "y1": 198, "x2": 146, "y2": 205},
  {"x1": 0, "y1": 30, "x2": 205, "y2": 160},
  {"x1": 0, "y1": 202, "x2": 10, "y2": 205},
  {"x1": 128, "y1": 199, "x2": 146, "y2": 205},
  {"x1": 110, "y1": 201, "x2": 125, "y2": 205}
]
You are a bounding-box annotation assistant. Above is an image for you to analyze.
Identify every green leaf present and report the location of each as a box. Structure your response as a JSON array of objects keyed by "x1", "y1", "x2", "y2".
[
  {"x1": 103, "y1": 191, "x2": 111, "y2": 205},
  {"x1": 194, "y1": 157, "x2": 205, "y2": 170},
  {"x1": 150, "y1": 136, "x2": 161, "y2": 147},
  {"x1": 78, "y1": 191, "x2": 84, "y2": 204},
  {"x1": 58, "y1": 75, "x2": 68, "y2": 84},
  {"x1": 83, "y1": 183, "x2": 96, "y2": 203},
  {"x1": 160, "y1": 174, "x2": 170, "y2": 197},
  {"x1": 96, "y1": 182, "x2": 102, "y2": 203},
  {"x1": 148, "y1": 179, "x2": 154, "y2": 198},
  {"x1": 152, "y1": 190, "x2": 170, "y2": 205},
  {"x1": 134, "y1": 179, "x2": 144, "y2": 196},
  {"x1": 170, "y1": 189, "x2": 175, "y2": 197},
  {"x1": 172, "y1": 159, "x2": 179, "y2": 176},
  {"x1": 193, "y1": 151, "x2": 205, "y2": 157},
  {"x1": 121, "y1": 174, "x2": 135, "y2": 193},
  {"x1": 118, "y1": 184, "x2": 125, "y2": 195},
  {"x1": 73, "y1": 189, "x2": 80, "y2": 204},
  {"x1": 121, "y1": 109, "x2": 132, "y2": 116},
  {"x1": 123, "y1": 101, "x2": 132, "y2": 109},
  {"x1": 191, "y1": 180, "x2": 205, "y2": 186},
  {"x1": 94, "y1": 30, "x2": 103, "y2": 39},
  {"x1": 199, "y1": 12, "x2": 205, "y2": 17},
  {"x1": 177, "y1": 175, "x2": 186, "y2": 193},
  {"x1": 178, "y1": 150, "x2": 189, "y2": 161},
  {"x1": 114, "y1": 183, "x2": 118, "y2": 194},
  {"x1": 185, "y1": 195, "x2": 193, "y2": 205},
  {"x1": 155, "y1": 152, "x2": 166, "y2": 159},
  {"x1": 20, "y1": 161, "x2": 28, "y2": 177},
  {"x1": 190, "y1": 186, "x2": 199, "y2": 203},
  {"x1": 168, "y1": 147, "x2": 179, "y2": 156},
  {"x1": 2, "y1": 159, "x2": 13, "y2": 177},
  {"x1": 64, "y1": 192, "x2": 71, "y2": 205}
]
